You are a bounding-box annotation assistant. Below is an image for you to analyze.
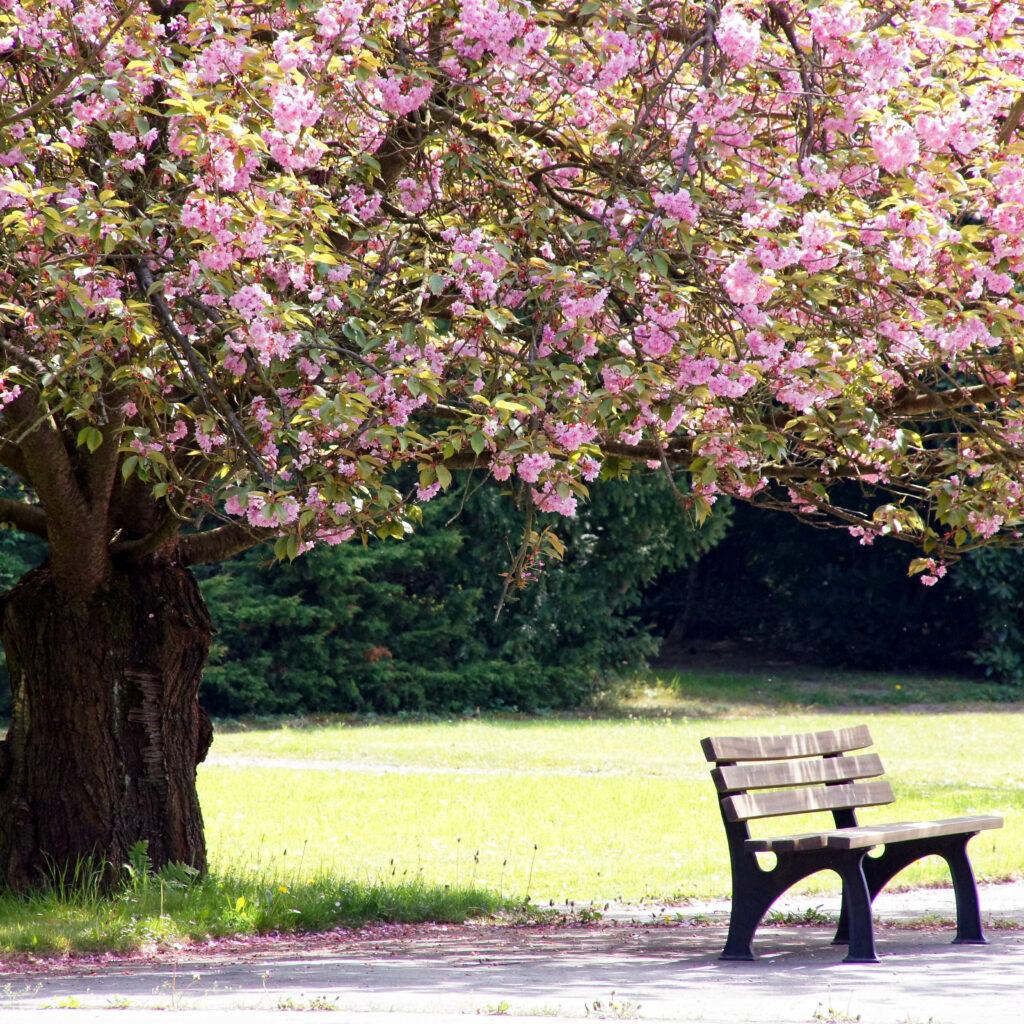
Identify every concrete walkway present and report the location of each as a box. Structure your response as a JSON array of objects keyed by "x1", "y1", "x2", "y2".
[
  {"x1": 1, "y1": 886, "x2": 1022, "y2": 1023},
  {"x1": 581, "y1": 878, "x2": 1024, "y2": 926}
]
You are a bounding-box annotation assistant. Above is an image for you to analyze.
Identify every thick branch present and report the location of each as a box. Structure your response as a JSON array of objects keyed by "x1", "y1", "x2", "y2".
[
  {"x1": 1, "y1": 392, "x2": 106, "y2": 591},
  {"x1": 111, "y1": 514, "x2": 183, "y2": 562},
  {"x1": 0, "y1": 497, "x2": 47, "y2": 537},
  {"x1": 178, "y1": 522, "x2": 275, "y2": 566},
  {"x1": 0, "y1": 439, "x2": 28, "y2": 478},
  {"x1": 890, "y1": 382, "x2": 1022, "y2": 417},
  {"x1": 84, "y1": 409, "x2": 126, "y2": 513}
]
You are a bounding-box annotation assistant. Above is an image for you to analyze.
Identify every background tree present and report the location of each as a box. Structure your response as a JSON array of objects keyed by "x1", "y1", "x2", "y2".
[
  {"x1": 3, "y1": 0, "x2": 1024, "y2": 887},
  {"x1": 201, "y1": 472, "x2": 726, "y2": 716}
]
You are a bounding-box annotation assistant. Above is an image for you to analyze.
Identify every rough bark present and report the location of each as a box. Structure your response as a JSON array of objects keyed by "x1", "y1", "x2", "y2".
[{"x1": 0, "y1": 561, "x2": 213, "y2": 891}]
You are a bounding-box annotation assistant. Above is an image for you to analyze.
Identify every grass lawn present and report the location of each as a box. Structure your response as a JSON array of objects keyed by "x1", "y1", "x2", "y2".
[
  {"x1": 2, "y1": 668, "x2": 1019, "y2": 955},
  {"x1": 203, "y1": 668, "x2": 1024, "y2": 904}
]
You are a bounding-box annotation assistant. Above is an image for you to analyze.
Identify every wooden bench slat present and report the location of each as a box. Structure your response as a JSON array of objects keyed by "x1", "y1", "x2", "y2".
[
  {"x1": 712, "y1": 753, "x2": 885, "y2": 794},
  {"x1": 701, "y1": 725, "x2": 872, "y2": 763},
  {"x1": 825, "y1": 815, "x2": 1004, "y2": 850},
  {"x1": 744, "y1": 831, "x2": 830, "y2": 853},
  {"x1": 721, "y1": 779, "x2": 895, "y2": 822},
  {"x1": 745, "y1": 815, "x2": 1004, "y2": 853}
]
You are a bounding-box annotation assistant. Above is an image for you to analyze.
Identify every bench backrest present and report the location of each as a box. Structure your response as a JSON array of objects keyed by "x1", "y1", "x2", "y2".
[{"x1": 701, "y1": 726, "x2": 893, "y2": 832}]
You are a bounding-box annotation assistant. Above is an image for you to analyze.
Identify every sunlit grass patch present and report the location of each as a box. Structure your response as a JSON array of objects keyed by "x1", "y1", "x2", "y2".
[
  {"x1": 203, "y1": 676, "x2": 1024, "y2": 904},
  {"x1": 0, "y1": 847, "x2": 508, "y2": 956}
]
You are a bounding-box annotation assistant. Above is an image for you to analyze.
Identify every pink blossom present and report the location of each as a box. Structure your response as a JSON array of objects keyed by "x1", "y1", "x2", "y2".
[
  {"x1": 456, "y1": 0, "x2": 531, "y2": 63},
  {"x1": 397, "y1": 177, "x2": 432, "y2": 214},
  {"x1": 532, "y1": 482, "x2": 577, "y2": 517},
  {"x1": 71, "y1": 4, "x2": 106, "y2": 37},
  {"x1": 560, "y1": 288, "x2": 609, "y2": 323},
  {"x1": 637, "y1": 324, "x2": 674, "y2": 358},
  {"x1": 676, "y1": 356, "x2": 718, "y2": 386},
  {"x1": 315, "y1": 0, "x2": 363, "y2": 46},
  {"x1": 271, "y1": 83, "x2": 322, "y2": 134},
  {"x1": 376, "y1": 73, "x2": 432, "y2": 116},
  {"x1": 518, "y1": 452, "x2": 555, "y2": 483},
  {"x1": 110, "y1": 131, "x2": 135, "y2": 152},
  {"x1": 715, "y1": 5, "x2": 761, "y2": 68},
  {"x1": 550, "y1": 421, "x2": 598, "y2": 451},
  {"x1": 809, "y1": 2, "x2": 864, "y2": 50},
  {"x1": 721, "y1": 258, "x2": 772, "y2": 306},
  {"x1": 653, "y1": 188, "x2": 698, "y2": 225},
  {"x1": 491, "y1": 454, "x2": 514, "y2": 481},
  {"x1": 871, "y1": 122, "x2": 920, "y2": 174},
  {"x1": 229, "y1": 284, "x2": 272, "y2": 319},
  {"x1": 708, "y1": 373, "x2": 755, "y2": 398}
]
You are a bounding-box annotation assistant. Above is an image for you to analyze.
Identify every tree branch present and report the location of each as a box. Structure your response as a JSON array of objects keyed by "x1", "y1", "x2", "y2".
[
  {"x1": 0, "y1": 497, "x2": 47, "y2": 537},
  {"x1": 2, "y1": 387, "x2": 95, "y2": 517},
  {"x1": 178, "y1": 522, "x2": 275, "y2": 566},
  {"x1": 890, "y1": 382, "x2": 1021, "y2": 417},
  {"x1": 0, "y1": 440, "x2": 28, "y2": 478},
  {"x1": 132, "y1": 260, "x2": 274, "y2": 486},
  {"x1": 83, "y1": 408, "x2": 126, "y2": 513}
]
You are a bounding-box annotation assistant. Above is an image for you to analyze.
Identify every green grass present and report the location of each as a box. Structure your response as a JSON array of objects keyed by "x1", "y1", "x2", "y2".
[
  {"x1": 3, "y1": 668, "x2": 1022, "y2": 954},
  {"x1": 0, "y1": 859, "x2": 506, "y2": 955},
  {"x1": 202, "y1": 669, "x2": 1024, "y2": 904}
]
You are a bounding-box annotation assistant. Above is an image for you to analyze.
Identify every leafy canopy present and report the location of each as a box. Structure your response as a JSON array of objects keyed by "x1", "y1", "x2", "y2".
[{"x1": 2, "y1": 1, "x2": 1024, "y2": 578}]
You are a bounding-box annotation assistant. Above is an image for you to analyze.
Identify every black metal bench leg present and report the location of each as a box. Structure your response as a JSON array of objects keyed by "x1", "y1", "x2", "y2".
[
  {"x1": 832, "y1": 887, "x2": 849, "y2": 945},
  {"x1": 945, "y1": 837, "x2": 986, "y2": 945},
  {"x1": 721, "y1": 892, "x2": 763, "y2": 961},
  {"x1": 837, "y1": 855, "x2": 877, "y2": 963}
]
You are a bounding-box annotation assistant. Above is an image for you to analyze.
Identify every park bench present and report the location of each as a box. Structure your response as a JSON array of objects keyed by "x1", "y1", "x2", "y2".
[{"x1": 701, "y1": 724, "x2": 1003, "y2": 963}]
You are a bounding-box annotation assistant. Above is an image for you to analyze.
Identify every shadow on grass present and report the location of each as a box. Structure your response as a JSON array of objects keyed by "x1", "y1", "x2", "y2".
[
  {"x1": 620, "y1": 666, "x2": 1024, "y2": 716},
  {"x1": 207, "y1": 668, "x2": 1024, "y2": 736}
]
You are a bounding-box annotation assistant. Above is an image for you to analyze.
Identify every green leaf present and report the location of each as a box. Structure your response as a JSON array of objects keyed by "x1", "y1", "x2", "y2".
[
  {"x1": 76, "y1": 426, "x2": 103, "y2": 453},
  {"x1": 485, "y1": 309, "x2": 510, "y2": 332},
  {"x1": 436, "y1": 464, "x2": 453, "y2": 489}
]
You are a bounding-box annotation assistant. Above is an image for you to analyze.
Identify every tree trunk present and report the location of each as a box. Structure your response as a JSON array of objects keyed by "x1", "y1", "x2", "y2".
[{"x1": 0, "y1": 561, "x2": 214, "y2": 891}]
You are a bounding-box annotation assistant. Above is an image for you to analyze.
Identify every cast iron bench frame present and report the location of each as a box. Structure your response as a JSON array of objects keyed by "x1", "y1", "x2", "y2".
[{"x1": 701, "y1": 724, "x2": 1003, "y2": 963}]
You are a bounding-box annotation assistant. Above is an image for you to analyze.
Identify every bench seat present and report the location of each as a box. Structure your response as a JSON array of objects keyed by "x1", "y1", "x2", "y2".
[{"x1": 746, "y1": 814, "x2": 1004, "y2": 853}]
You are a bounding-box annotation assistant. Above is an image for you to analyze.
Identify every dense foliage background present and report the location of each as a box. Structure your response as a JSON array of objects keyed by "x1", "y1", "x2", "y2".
[
  {"x1": 3, "y1": 473, "x2": 1024, "y2": 716},
  {"x1": 198, "y1": 473, "x2": 726, "y2": 715}
]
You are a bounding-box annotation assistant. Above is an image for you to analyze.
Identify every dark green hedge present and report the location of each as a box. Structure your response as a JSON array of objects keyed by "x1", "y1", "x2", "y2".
[
  {"x1": 199, "y1": 473, "x2": 726, "y2": 715},
  {"x1": 645, "y1": 499, "x2": 1024, "y2": 684}
]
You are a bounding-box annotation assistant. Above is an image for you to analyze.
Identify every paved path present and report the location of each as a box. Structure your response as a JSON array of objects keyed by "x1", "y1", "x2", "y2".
[
  {"x1": 582, "y1": 879, "x2": 1024, "y2": 926},
  {"x1": 1, "y1": 899, "x2": 1021, "y2": 1023}
]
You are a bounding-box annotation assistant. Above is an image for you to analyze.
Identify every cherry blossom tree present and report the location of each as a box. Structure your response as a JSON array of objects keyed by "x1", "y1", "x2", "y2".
[{"x1": 2, "y1": 0, "x2": 1024, "y2": 886}]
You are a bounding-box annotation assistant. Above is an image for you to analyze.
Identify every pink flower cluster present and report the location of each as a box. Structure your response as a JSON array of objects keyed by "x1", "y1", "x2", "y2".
[
  {"x1": 653, "y1": 188, "x2": 699, "y2": 225},
  {"x1": 376, "y1": 72, "x2": 432, "y2": 115},
  {"x1": 715, "y1": 4, "x2": 761, "y2": 68},
  {"x1": 517, "y1": 452, "x2": 554, "y2": 483},
  {"x1": 721, "y1": 259, "x2": 774, "y2": 306},
  {"x1": 560, "y1": 288, "x2": 609, "y2": 324},
  {"x1": 315, "y1": 0, "x2": 363, "y2": 47},
  {"x1": 870, "y1": 122, "x2": 920, "y2": 175},
  {"x1": 271, "y1": 83, "x2": 323, "y2": 135}
]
